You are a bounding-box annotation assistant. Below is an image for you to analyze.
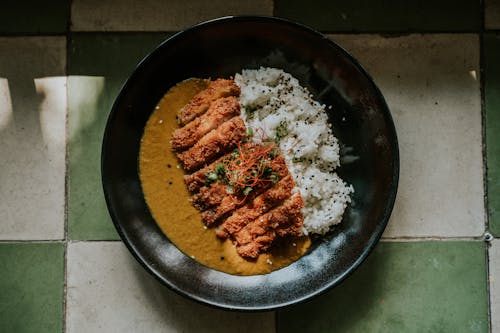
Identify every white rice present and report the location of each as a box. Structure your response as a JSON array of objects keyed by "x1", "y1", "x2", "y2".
[{"x1": 235, "y1": 67, "x2": 353, "y2": 235}]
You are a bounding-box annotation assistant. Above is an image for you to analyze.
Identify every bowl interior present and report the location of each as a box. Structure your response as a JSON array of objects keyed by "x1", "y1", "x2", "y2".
[{"x1": 102, "y1": 16, "x2": 398, "y2": 311}]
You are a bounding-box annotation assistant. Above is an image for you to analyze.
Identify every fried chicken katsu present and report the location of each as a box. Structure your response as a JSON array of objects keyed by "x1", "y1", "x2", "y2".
[
  {"x1": 234, "y1": 193, "x2": 304, "y2": 258},
  {"x1": 199, "y1": 155, "x2": 290, "y2": 226},
  {"x1": 215, "y1": 175, "x2": 295, "y2": 239},
  {"x1": 172, "y1": 96, "x2": 241, "y2": 151},
  {"x1": 177, "y1": 78, "x2": 240, "y2": 125},
  {"x1": 176, "y1": 116, "x2": 246, "y2": 172},
  {"x1": 172, "y1": 78, "x2": 305, "y2": 259}
]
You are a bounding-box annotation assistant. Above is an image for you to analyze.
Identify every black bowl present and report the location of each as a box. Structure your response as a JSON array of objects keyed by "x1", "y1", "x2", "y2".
[{"x1": 102, "y1": 16, "x2": 398, "y2": 311}]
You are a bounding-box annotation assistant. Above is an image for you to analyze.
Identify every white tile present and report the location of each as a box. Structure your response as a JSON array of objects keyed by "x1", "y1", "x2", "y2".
[
  {"x1": 0, "y1": 37, "x2": 66, "y2": 240},
  {"x1": 66, "y1": 242, "x2": 275, "y2": 333},
  {"x1": 71, "y1": 0, "x2": 273, "y2": 31},
  {"x1": 330, "y1": 34, "x2": 484, "y2": 237},
  {"x1": 490, "y1": 239, "x2": 500, "y2": 332},
  {"x1": 486, "y1": 0, "x2": 500, "y2": 29}
]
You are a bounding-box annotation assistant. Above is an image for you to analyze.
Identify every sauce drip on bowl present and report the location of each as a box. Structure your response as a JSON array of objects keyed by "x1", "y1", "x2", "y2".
[{"x1": 139, "y1": 78, "x2": 310, "y2": 275}]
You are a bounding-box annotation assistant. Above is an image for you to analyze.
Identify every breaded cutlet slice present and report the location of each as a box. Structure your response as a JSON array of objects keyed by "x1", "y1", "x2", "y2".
[
  {"x1": 199, "y1": 155, "x2": 290, "y2": 226},
  {"x1": 178, "y1": 78, "x2": 240, "y2": 125},
  {"x1": 234, "y1": 192, "x2": 304, "y2": 259},
  {"x1": 216, "y1": 175, "x2": 295, "y2": 239},
  {"x1": 172, "y1": 96, "x2": 240, "y2": 151},
  {"x1": 176, "y1": 117, "x2": 246, "y2": 172},
  {"x1": 184, "y1": 155, "x2": 228, "y2": 193}
]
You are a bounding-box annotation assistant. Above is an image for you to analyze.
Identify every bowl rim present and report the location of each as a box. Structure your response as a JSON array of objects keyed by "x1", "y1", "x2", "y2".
[{"x1": 101, "y1": 15, "x2": 399, "y2": 311}]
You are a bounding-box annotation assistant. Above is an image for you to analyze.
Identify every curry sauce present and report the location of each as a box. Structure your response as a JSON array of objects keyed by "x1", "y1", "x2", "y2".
[{"x1": 139, "y1": 79, "x2": 310, "y2": 275}]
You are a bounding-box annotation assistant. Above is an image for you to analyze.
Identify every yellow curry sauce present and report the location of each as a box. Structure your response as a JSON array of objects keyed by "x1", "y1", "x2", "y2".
[{"x1": 139, "y1": 79, "x2": 310, "y2": 275}]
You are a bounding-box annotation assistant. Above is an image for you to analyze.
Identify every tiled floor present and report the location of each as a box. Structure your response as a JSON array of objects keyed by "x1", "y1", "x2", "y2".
[
  {"x1": 66, "y1": 242, "x2": 274, "y2": 333},
  {"x1": 0, "y1": 243, "x2": 64, "y2": 332},
  {"x1": 331, "y1": 34, "x2": 483, "y2": 238},
  {"x1": 0, "y1": 1, "x2": 498, "y2": 332},
  {"x1": 277, "y1": 241, "x2": 488, "y2": 332},
  {"x1": 70, "y1": 0, "x2": 273, "y2": 31},
  {"x1": 491, "y1": 240, "x2": 500, "y2": 332},
  {"x1": 485, "y1": 32, "x2": 500, "y2": 236},
  {"x1": 67, "y1": 33, "x2": 169, "y2": 240},
  {"x1": 0, "y1": 37, "x2": 66, "y2": 240},
  {"x1": 274, "y1": 0, "x2": 481, "y2": 32}
]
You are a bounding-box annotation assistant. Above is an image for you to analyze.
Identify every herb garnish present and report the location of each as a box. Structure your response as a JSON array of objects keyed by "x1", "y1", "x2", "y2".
[
  {"x1": 274, "y1": 121, "x2": 288, "y2": 142},
  {"x1": 203, "y1": 142, "x2": 281, "y2": 196}
]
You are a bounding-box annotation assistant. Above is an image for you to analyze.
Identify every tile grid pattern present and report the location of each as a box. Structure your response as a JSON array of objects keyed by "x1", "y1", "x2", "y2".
[
  {"x1": 0, "y1": 0, "x2": 499, "y2": 332},
  {"x1": 480, "y1": 8, "x2": 491, "y2": 331},
  {"x1": 63, "y1": 5, "x2": 70, "y2": 332}
]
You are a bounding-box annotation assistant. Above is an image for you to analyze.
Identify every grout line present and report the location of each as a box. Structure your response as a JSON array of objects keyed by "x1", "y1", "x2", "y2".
[
  {"x1": 67, "y1": 0, "x2": 73, "y2": 34},
  {"x1": 479, "y1": 0, "x2": 492, "y2": 331},
  {"x1": 62, "y1": 3, "x2": 72, "y2": 332},
  {"x1": 5, "y1": 30, "x2": 500, "y2": 37},
  {"x1": 480, "y1": 10, "x2": 490, "y2": 248},
  {"x1": 63, "y1": 29, "x2": 487, "y2": 34},
  {"x1": 0, "y1": 239, "x2": 123, "y2": 243},
  {"x1": 0, "y1": 239, "x2": 65, "y2": 243},
  {"x1": 0, "y1": 32, "x2": 66, "y2": 37},
  {"x1": 324, "y1": 30, "x2": 483, "y2": 35},
  {"x1": 67, "y1": 239, "x2": 124, "y2": 243},
  {"x1": 0, "y1": 27, "x2": 500, "y2": 38},
  {"x1": 65, "y1": 30, "x2": 174, "y2": 36},
  {"x1": 64, "y1": 29, "x2": 500, "y2": 34}
]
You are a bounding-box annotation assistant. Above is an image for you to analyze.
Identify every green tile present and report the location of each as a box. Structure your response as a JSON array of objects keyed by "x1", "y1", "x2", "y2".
[
  {"x1": 277, "y1": 241, "x2": 488, "y2": 333},
  {"x1": 485, "y1": 33, "x2": 500, "y2": 237},
  {"x1": 0, "y1": 243, "x2": 64, "y2": 333},
  {"x1": 0, "y1": 1, "x2": 68, "y2": 34},
  {"x1": 274, "y1": 0, "x2": 480, "y2": 32},
  {"x1": 68, "y1": 33, "x2": 169, "y2": 240}
]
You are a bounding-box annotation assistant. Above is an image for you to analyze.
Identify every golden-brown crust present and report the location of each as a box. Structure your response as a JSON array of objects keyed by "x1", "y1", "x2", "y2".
[
  {"x1": 191, "y1": 183, "x2": 227, "y2": 210},
  {"x1": 184, "y1": 160, "x2": 218, "y2": 193},
  {"x1": 178, "y1": 79, "x2": 240, "y2": 125},
  {"x1": 172, "y1": 96, "x2": 241, "y2": 151},
  {"x1": 215, "y1": 175, "x2": 295, "y2": 239},
  {"x1": 233, "y1": 193, "x2": 304, "y2": 259},
  {"x1": 173, "y1": 77, "x2": 305, "y2": 260},
  {"x1": 176, "y1": 117, "x2": 246, "y2": 172},
  {"x1": 200, "y1": 155, "x2": 290, "y2": 226}
]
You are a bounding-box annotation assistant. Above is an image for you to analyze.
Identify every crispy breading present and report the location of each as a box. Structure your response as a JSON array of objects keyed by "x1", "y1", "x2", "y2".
[
  {"x1": 200, "y1": 155, "x2": 290, "y2": 226},
  {"x1": 176, "y1": 117, "x2": 246, "y2": 172},
  {"x1": 215, "y1": 175, "x2": 295, "y2": 239},
  {"x1": 184, "y1": 155, "x2": 228, "y2": 193},
  {"x1": 172, "y1": 96, "x2": 240, "y2": 151},
  {"x1": 178, "y1": 79, "x2": 240, "y2": 125},
  {"x1": 191, "y1": 183, "x2": 227, "y2": 210},
  {"x1": 233, "y1": 193, "x2": 304, "y2": 259},
  {"x1": 172, "y1": 77, "x2": 307, "y2": 260}
]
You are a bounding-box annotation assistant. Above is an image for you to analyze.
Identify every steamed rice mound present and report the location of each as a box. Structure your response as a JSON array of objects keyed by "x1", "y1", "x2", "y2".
[{"x1": 235, "y1": 67, "x2": 353, "y2": 235}]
